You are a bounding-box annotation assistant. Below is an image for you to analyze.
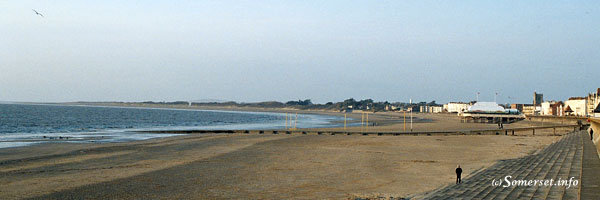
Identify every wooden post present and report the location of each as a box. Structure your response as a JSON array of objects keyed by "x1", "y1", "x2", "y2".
[
  {"x1": 344, "y1": 113, "x2": 347, "y2": 130},
  {"x1": 285, "y1": 113, "x2": 288, "y2": 130},
  {"x1": 366, "y1": 112, "x2": 369, "y2": 132},
  {"x1": 533, "y1": 128, "x2": 535, "y2": 135},
  {"x1": 512, "y1": 130, "x2": 515, "y2": 135},
  {"x1": 553, "y1": 128, "x2": 556, "y2": 136},
  {"x1": 361, "y1": 113, "x2": 364, "y2": 132}
]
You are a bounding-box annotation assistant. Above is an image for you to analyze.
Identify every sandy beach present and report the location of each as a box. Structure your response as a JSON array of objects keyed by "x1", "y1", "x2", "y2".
[{"x1": 0, "y1": 111, "x2": 572, "y2": 199}]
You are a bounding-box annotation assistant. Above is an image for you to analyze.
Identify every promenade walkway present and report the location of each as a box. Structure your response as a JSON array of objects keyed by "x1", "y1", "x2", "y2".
[
  {"x1": 419, "y1": 130, "x2": 599, "y2": 199},
  {"x1": 581, "y1": 130, "x2": 600, "y2": 199}
]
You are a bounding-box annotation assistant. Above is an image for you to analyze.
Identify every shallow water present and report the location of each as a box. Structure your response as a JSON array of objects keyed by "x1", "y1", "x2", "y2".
[{"x1": 0, "y1": 103, "x2": 343, "y2": 148}]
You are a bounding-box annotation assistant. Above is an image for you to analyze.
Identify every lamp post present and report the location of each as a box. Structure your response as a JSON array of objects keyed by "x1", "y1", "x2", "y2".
[{"x1": 410, "y1": 99, "x2": 413, "y2": 132}]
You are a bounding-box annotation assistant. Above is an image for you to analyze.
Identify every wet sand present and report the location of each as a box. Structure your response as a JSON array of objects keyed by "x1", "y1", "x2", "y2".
[{"x1": 0, "y1": 111, "x2": 570, "y2": 199}]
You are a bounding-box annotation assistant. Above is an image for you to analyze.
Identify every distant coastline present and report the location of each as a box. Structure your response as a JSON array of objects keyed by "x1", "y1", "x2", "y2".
[{"x1": 63, "y1": 98, "x2": 442, "y2": 113}]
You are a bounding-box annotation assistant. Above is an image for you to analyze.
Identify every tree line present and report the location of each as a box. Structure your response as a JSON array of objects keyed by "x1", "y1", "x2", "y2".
[{"x1": 134, "y1": 98, "x2": 442, "y2": 112}]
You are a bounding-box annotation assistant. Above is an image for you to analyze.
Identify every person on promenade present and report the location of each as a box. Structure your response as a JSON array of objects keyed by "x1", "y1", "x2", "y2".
[{"x1": 456, "y1": 165, "x2": 462, "y2": 184}]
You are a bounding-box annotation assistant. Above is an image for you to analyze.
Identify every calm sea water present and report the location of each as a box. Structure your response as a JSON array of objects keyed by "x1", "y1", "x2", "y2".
[{"x1": 0, "y1": 103, "x2": 343, "y2": 148}]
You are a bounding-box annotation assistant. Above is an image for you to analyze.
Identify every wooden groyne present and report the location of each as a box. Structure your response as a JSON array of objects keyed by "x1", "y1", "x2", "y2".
[{"x1": 140, "y1": 124, "x2": 582, "y2": 136}]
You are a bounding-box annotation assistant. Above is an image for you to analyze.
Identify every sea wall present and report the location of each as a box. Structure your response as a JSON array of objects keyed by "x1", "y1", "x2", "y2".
[{"x1": 526, "y1": 115, "x2": 586, "y2": 124}]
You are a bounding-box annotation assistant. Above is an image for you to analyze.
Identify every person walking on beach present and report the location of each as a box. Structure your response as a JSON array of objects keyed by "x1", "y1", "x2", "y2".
[{"x1": 456, "y1": 165, "x2": 462, "y2": 184}]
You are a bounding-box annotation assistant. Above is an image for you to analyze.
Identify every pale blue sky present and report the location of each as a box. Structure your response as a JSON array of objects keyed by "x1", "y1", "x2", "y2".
[{"x1": 1, "y1": 1, "x2": 599, "y2": 104}]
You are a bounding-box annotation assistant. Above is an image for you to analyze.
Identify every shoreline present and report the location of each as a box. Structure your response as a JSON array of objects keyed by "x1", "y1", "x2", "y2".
[{"x1": 0, "y1": 104, "x2": 356, "y2": 149}]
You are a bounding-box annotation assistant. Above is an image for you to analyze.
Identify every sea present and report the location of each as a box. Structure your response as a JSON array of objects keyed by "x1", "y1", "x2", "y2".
[{"x1": 0, "y1": 103, "x2": 345, "y2": 148}]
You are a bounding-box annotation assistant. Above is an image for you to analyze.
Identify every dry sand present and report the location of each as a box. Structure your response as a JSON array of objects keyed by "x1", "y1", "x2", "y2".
[{"x1": 0, "y1": 111, "x2": 572, "y2": 199}]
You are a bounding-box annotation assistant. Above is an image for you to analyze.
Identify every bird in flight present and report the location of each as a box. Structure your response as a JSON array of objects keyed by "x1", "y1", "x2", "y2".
[{"x1": 32, "y1": 9, "x2": 44, "y2": 17}]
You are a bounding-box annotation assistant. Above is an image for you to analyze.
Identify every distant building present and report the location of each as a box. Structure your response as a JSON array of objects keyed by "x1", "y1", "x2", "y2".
[
  {"x1": 512, "y1": 104, "x2": 538, "y2": 115},
  {"x1": 534, "y1": 92, "x2": 544, "y2": 106},
  {"x1": 460, "y1": 102, "x2": 525, "y2": 123},
  {"x1": 522, "y1": 104, "x2": 538, "y2": 115},
  {"x1": 431, "y1": 106, "x2": 443, "y2": 113},
  {"x1": 420, "y1": 105, "x2": 443, "y2": 113},
  {"x1": 564, "y1": 97, "x2": 587, "y2": 116},
  {"x1": 385, "y1": 105, "x2": 399, "y2": 111},
  {"x1": 407, "y1": 106, "x2": 419, "y2": 112},
  {"x1": 419, "y1": 106, "x2": 427, "y2": 113},
  {"x1": 593, "y1": 104, "x2": 600, "y2": 117},
  {"x1": 467, "y1": 102, "x2": 505, "y2": 113},
  {"x1": 511, "y1": 104, "x2": 525, "y2": 112},
  {"x1": 541, "y1": 101, "x2": 564, "y2": 116},
  {"x1": 541, "y1": 101, "x2": 553, "y2": 115},
  {"x1": 551, "y1": 101, "x2": 564, "y2": 116},
  {"x1": 444, "y1": 102, "x2": 470, "y2": 113},
  {"x1": 586, "y1": 88, "x2": 600, "y2": 116},
  {"x1": 564, "y1": 105, "x2": 574, "y2": 116}
]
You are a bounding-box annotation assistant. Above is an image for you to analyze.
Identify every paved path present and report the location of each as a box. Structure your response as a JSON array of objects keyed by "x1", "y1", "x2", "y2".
[
  {"x1": 581, "y1": 130, "x2": 600, "y2": 199},
  {"x1": 419, "y1": 131, "x2": 600, "y2": 199}
]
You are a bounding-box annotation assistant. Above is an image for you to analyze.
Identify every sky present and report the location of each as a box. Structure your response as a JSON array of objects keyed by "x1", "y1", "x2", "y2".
[{"x1": 1, "y1": 0, "x2": 599, "y2": 104}]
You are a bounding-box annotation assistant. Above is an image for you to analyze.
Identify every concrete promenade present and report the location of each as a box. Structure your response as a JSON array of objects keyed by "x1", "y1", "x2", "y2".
[
  {"x1": 418, "y1": 130, "x2": 600, "y2": 199},
  {"x1": 581, "y1": 130, "x2": 600, "y2": 199}
]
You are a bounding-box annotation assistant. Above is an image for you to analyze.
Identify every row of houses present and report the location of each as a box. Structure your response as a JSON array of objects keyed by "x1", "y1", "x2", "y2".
[
  {"x1": 420, "y1": 105, "x2": 444, "y2": 113},
  {"x1": 384, "y1": 103, "x2": 466, "y2": 113},
  {"x1": 510, "y1": 88, "x2": 600, "y2": 117},
  {"x1": 377, "y1": 88, "x2": 600, "y2": 117}
]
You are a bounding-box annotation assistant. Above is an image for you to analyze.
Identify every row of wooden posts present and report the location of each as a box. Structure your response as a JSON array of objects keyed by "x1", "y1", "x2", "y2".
[
  {"x1": 285, "y1": 111, "x2": 414, "y2": 132},
  {"x1": 152, "y1": 124, "x2": 582, "y2": 136}
]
